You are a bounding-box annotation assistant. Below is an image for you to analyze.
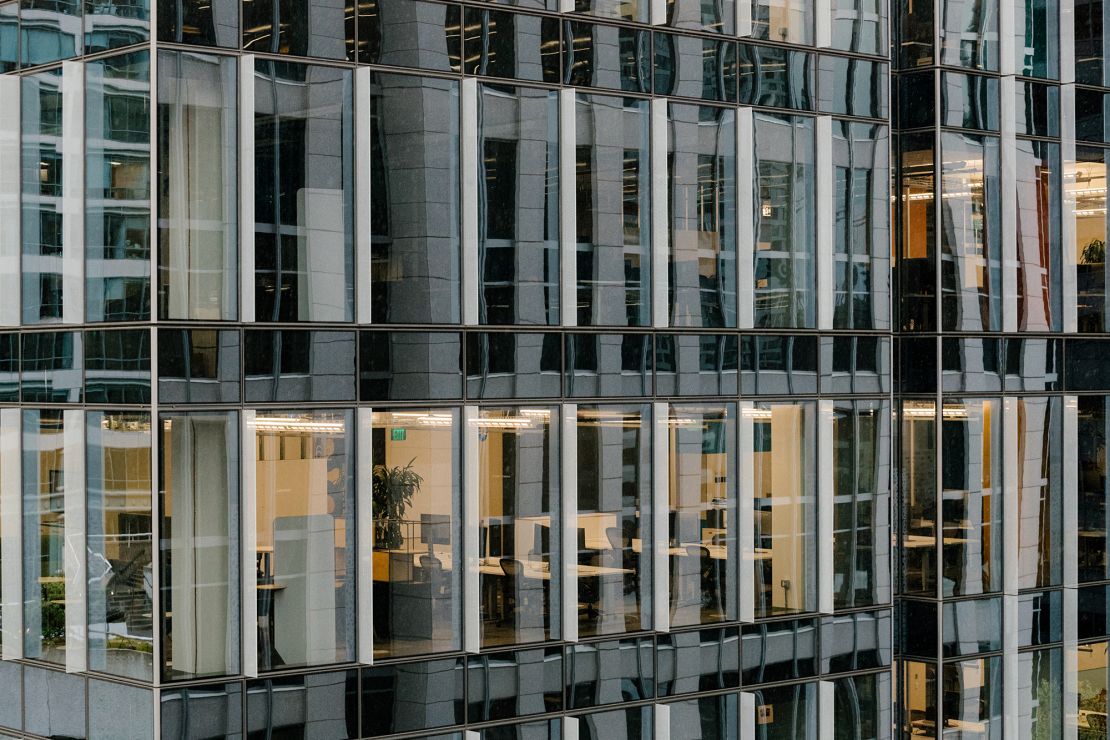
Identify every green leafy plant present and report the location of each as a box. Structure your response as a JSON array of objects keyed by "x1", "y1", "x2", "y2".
[
  {"x1": 372, "y1": 459, "x2": 422, "y2": 550},
  {"x1": 1082, "y1": 238, "x2": 1105, "y2": 266},
  {"x1": 41, "y1": 582, "x2": 64, "y2": 645}
]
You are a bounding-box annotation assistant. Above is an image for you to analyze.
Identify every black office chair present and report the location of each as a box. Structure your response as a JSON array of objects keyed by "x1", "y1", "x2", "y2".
[{"x1": 499, "y1": 558, "x2": 527, "y2": 624}]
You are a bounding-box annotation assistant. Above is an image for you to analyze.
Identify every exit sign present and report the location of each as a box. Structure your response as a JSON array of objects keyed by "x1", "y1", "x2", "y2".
[{"x1": 391, "y1": 428, "x2": 406, "y2": 441}]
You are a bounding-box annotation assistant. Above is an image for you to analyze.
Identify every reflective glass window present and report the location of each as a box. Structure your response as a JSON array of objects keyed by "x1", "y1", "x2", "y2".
[
  {"x1": 22, "y1": 410, "x2": 68, "y2": 665},
  {"x1": 940, "y1": 71, "x2": 999, "y2": 130},
  {"x1": 737, "y1": 43, "x2": 812, "y2": 110},
  {"x1": 901, "y1": 661, "x2": 936, "y2": 736},
  {"x1": 462, "y1": 9, "x2": 561, "y2": 82},
  {"x1": 749, "y1": 0, "x2": 812, "y2": 43},
  {"x1": 159, "y1": 683, "x2": 243, "y2": 739},
  {"x1": 833, "y1": 673, "x2": 890, "y2": 740},
  {"x1": 478, "y1": 84, "x2": 560, "y2": 325},
  {"x1": 565, "y1": 637, "x2": 654, "y2": 709},
  {"x1": 940, "y1": 132, "x2": 1001, "y2": 332},
  {"x1": 20, "y1": 0, "x2": 82, "y2": 65},
  {"x1": 572, "y1": 0, "x2": 647, "y2": 24},
  {"x1": 657, "y1": 627, "x2": 739, "y2": 695},
  {"x1": 362, "y1": 658, "x2": 465, "y2": 737},
  {"x1": 358, "y1": 0, "x2": 462, "y2": 70},
  {"x1": 159, "y1": 412, "x2": 240, "y2": 681},
  {"x1": 665, "y1": 693, "x2": 737, "y2": 739},
  {"x1": 740, "y1": 618, "x2": 818, "y2": 683},
  {"x1": 942, "y1": 596, "x2": 1001, "y2": 656},
  {"x1": 566, "y1": 333, "x2": 651, "y2": 397},
  {"x1": 576, "y1": 404, "x2": 652, "y2": 636},
  {"x1": 898, "y1": 133, "x2": 936, "y2": 331},
  {"x1": 833, "y1": 122, "x2": 890, "y2": 330},
  {"x1": 579, "y1": 706, "x2": 652, "y2": 739},
  {"x1": 477, "y1": 407, "x2": 560, "y2": 647},
  {"x1": 254, "y1": 410, "x2": 354, "y2": 669},
  {"x1": 1079, "y1": 396, "x2": 1110, "y2": 583},
  {"x1": 1017, "y1": 397, "x2": 1063, "y2": 589},
  {"x1": 942, "y1": 658, "x2": 1003, "y2": 737},
  {"x1": 86, "y1": 51, "x2": 151, "y2": 323},
  {"x1": 899, "y1": 0, "x2": 934, "y2": 67},
  {"x1": 157, "y1": 0, "x2": 237, "y2": 46},
  {"x1": 652, "y1": 34, "x2": 737, "y2": 102},
  {"x1": 243, "y1": 0, "x2": 353, "y2": 60},
  {"x1": 84, "y1": 0, "x2": 149, "y2": 52},
  {"x1": 900, "y1": 599, "x2": 938, "y2": 658},
  {"x1": 939, "y1": 0, "x2": 999, "y2": 71},
  {"x1": 667, "y1": 104, "x2": 736, "y2": 328},
  {"x1": 1016, "y1": 649, "x2": 1063, "y2": 737},
  {"x1": 157, "y1": 50, "x2": 238, "y2": 322},
  {"x1": 654, "y1": 334, "x2": 739, "y2": 397},
  {"x1": 1016, "y1": 0, "x2": 1058, "y2": 78},
  {"x1": 833, "y1": 400, "x2": 891, "y2": 609},
  {"x1": 750, "y1": 401, "x2": 816, "y2": 617},
  {"x1": 363, "y1": 331, "x2": 464, "y2": 401},
  {"x1": 745, "y1": 683, "x2": 818, "y2": 738},
  {"x1": 821, "y1": 335, "x2": 890, "y2": 395},
  {"x1": 941, "y1": 337, "x2": 1003, "y2": 394},
  {"x1": 0, "y1": 2, "x2": 16, "y2": 72},
  {"x1": 1077, "y1": 641, "x2": 1109, "y2": 731},
  {"x1": 1016, "y1": 80, "x2": 1060, "y2": 137},
  {"x1": 574, "y1": 94, "x2": 650, "y2": 326},
  {"x1": 0, "y1": 334, "x2": 18, "y2": 401},
  {"x1": 157, "y1": 329, "x2": 240, "y2": 404},
  {"x1": 466, "y1": 648, "x2": 564, "y2": 721},
  {"x1": 821, "y1": 611, "x2": 891, "y2": 672},
  {"x1": 831, "y1": 0, "x2": 886, "y2": 54},
  {"x1": 84, "y1": 328, "x2": 151, "y2": 404},
  {"x1": 1016, "y1": 139, "x2": 1061, "y2": 332},
  {"x1": 1076, "y1": 0, "x2": 1110, "y2": 85},
  {"x1": 1079, "y1": 89, "x2": 1110, "y2": 144},
  {"x1": 752, "y1": 113, "x2": 815, "y2": 328},
  {"x1": 666, "y1": 0, "x2": 734, "y2": 33},
  {"x1": 86, "y1": 411, "x2": 152, "y2": 680},
  {"x1": 740, "y1": 335, "x2": 818, "y2": 395},
  {"x1": 244, "y1": 330, "x2": 356, "y2": 403},
  {"x1": 564, "y1": 22, "x2": 650, "y2": 92},
  {"x1": 818, "y1": 56, "x2": 887, "y2": 118},
  {"x1": 466, "y1": 332, "x2": 561, "y2": 400},
  {"x1": 1074, "y1": 146, "x2": 1108, "y2": 332},
  {"x1": 1017, "y1": 589, "x2": 1062, "y2": 646},
  {"x1": 245, "y1": 671, "x2": 358, "y2": 738},
  {"x1": 371, "y1": 409, "x2": 462, "y2": 658},
  {"x1": 668, "y1": 405, "x2": 736, "y2": 627},
  {"x1": 902, "y1": 401, "x2": 937, "y2": 596},
  {"x1": 254, "y1": 61, "x2": 353, "y2": 323},
  {"x1": 370, "y1": 73, "x2": 459, "y2": 324},
  {"x1": 21, "y1": 331, "x2": 82, "y2": 403}
]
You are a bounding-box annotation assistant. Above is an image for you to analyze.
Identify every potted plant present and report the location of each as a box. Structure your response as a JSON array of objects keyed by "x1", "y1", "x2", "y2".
[{"x1": 372, "y1": 459, "x2": 422, "y2": 550}]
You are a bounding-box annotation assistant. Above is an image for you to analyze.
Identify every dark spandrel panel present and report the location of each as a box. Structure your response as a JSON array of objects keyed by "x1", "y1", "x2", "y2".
[
  {"x1": 243, "y1": 0, "x2": 353, "y2": 59},
  {"x1": 362, "y1": 331, "x2": 463, "y2": 401},
  {"x1": 1017, "y1": 81, "x2": 1060, "y2": 137},
  {"x1": 897, "y1": 71, "x2": 934, "y2": 130},
  {"x1": 652, "y1": 33, "x2": 736, "y2": 102},
  {"x1": 21, "y1": 331, "x2": 82, "y2": 403},
  {"x1": 1066, "y1": 339, "x2": 1110, "y2": 390},
  {"x1": 463, "y1": 9, "x2": 560, "y2": 82},
  {"x1": 21, "y1": 0, "x2": 82, "y2": 65},
  {"x1": 23, "y1": 666, "x2": 85, "y2": 739},
  {"x1": 358, "y1": 0, "x2": 462, "y2": 70},
  {"x1": 940, "y1": 337, "x2": 1003, "y2": 393},
  {"x1": 467, "y1": 648, "x2": 564, "y2": 722},
  {"x1": 940, "y1": 72, "x2": 1000, "y2": 131},
  {"x1": 244, "y1": 330, "x2": 355, "y2": 403},
  {"x1": 740, "y1": 618, "x2": 818, "y2": 685},
  {"x1": 565, "y1": 637, "x2": 654, "y2": 710},
  {"x1": 564, "y1": 22, "x2": 651, "y2": 92},
  {"x1": 0, "y1": 662, "x2": 19, "y2": 731},
  {"x1": 370, "y1": 73, "x2": 460, "y2": 324},
  {"x1": 899, "y1": 0, "x2": 933, "y2": 68},
  {"x1": 898, "y1": 599, "x2": 937, "y2": 658},
  {"x1": 665, "y1": 0, "x2": 733, "y2": 33},
  {"x1": 942, "y1": 597, "x2": 1002, "y2": 658},
  {"x1": 566, "y1": 333, "x2": 651, "y2": 397},
  {"x1": 1079, "y1": 584, "x2": 1110, "y2": 640},
  {"x1": 821, "y1": 611, "x2": 892, "y2": 674},
  {"x1": 89, "y1": 680, "x2": 153, "y2": 739},
  {"x1": 0, "y1": 2, "x2": 17, "y2": 72},
  {"x1": 579, "y1": 706, "x2": 652, "y2": 740},
  {"x1": 84, "y1": 329, "x2": 151, "y2": 404},
  {"x1": 821, "y1": 336, "x2": 890, "y2": 395},
  {"x1": 898, "y1": 337, "x2": 936, "y2": 393},
  {"x1": 818, "y1": 56, "x2": 887, "y2": 118},
  {"x1": 655, "y1": 334, "x2": 738, "y2": 397},
  {"x1": 84, "y1": 0, "x2": 150, "y2": 52},
  {"x1": 362, "y1": 659, "x2": 465, "y2": 737},
  {"x1": 158, "y1": 0, "x2": 237, "y2": 46},
  {"x1": 1017, "y1": 590, "x2": 1062, "y2": 648},
  {"x1": 737, "y1": 44, "x2": 812, "y2": 111},
  {"x1": 466, "y1": 332, "x2": 560, "y2": 399},
  {"x1": 1078, "y1": 88, "x2": 1110, "y2": 143},
  {"x1": 246, "y1": 671, "x2": 358, "y2": 740},
  {"x1": 158, "y1": 329, "x2": 240, "y2": 404},
  {"x1": 478, "y1": 719, "x2": 562, "y2": 740},
  {"x1": 0, "y1": 333, "x2": 18, "y2": 401},
  {"x1": 1003, "y1": 338, "x2": 1061, "y2": 391},
  {"x1": 161, "y1": 684, "x2": 243, "y2": 740},
  {"x1": 739, "y1": 335, "x2": 817, "y2": 396},
  {"x1": 657, "y1": 627, "x2": 739, "y2": 697},
  {"x1": 666, "y1": 694, "x2": 737, "y2": 739}
]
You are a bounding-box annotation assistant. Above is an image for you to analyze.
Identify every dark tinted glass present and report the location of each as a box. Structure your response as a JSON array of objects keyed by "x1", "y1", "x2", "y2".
[
  {"x1": 0, "y1": 333, "x2": 18, "y2": 401},
  {"x1": 244, "y1": 330, "x2": 356, "y2": 402},
  {"x1": 362, "y1": 331, "x2": 463, "y2": 401},
  {"x1": 1018, "y1": 590, "x2": 1063, "y2": 647},
  {"x1": 652, "y1": 33, "x2": 736, "y2": 101},
  {"x1": 898, "y1": 132, "x2": 936, "y2": 331},
  {"x1": 654, "y1": 334, "x2": 738, "y2": 396},
  {"x1": 940, "y1": 72, "x2": 1000, "y2": 130},
  {"x1": 939, "y1": 0, "x2": 998, "y2": 70},
  {"x1": 821, "y1": 611, "x2": 892, "y2": 673},
  {"x1": 565, "y1": 637, "x2": 654, "y2": 709},
  {"x1": 1079, "y1": 396, "x2": 1110, "y2": 583},
  {"x1": 1002, "y1": 338, "x2": 1060, "y2": 391},
  {"x1": 579, "y1": 706, "x2": 652, "y2": 740},
  {"x1": 158, "y1": 329, "x2": 240, "y2": 403},
  {"x1": 740, "y1": 618, "x2": 818, "y2": 684},
  {"x1": 942, "y1": 597, "x2": 1002, "y2": 657},
  {"x1": 666, "y1": 0, "x2": 733, "y2": 33},
  {"x1": 157, "y1": 0, "x2": 237, "y2": 46},
  {"x1": 1017, "y1": 81, "x2": 1060, "y2": 137},
  {"x1": 466, "y1": 332, "x2": 561, "y2": 399},
  {"x1": 818, "y1": 56, "x2": 887, "y2": 118},
  {"x1": 1078, "y1": 88, "x2": 1110, "y2": 143},
  {"x1": 245, "y1": 672, "x2": 358, "y2": 739},
  {"x1": 84, "y1": 0, "x2": 149, "y2": 52},
  {"x1": 739, "y1": 335, "x2": 818, "y2": 395},
  {"x1": 21, "y1": 331, "x2": 82, "y2": 403},
  {"x1": 897, "y1": 72, "x2": 934, "y2": 129},
  {"x1": 358, "y1": 0, "x2": 462, "y2": 70},
  {"x1": 899, "y1": 599, "x2": 937, "y2": 658},
  {"x1": 898, "y1": 337, "x2": 936, "y2": 393},
  {"x1": 566, "y1": 333, "x2": 651, "y2": 397},
  {"x1": 467, "y1": 648, "x2": 564, "y2": 722},
  {"x1": 899, "y1": 0, "x2": 934, "y2": 68},
  {"x1": 564, "y1": 22, "x2": 650, "y2": 92},
  {"x1": 737, "y1": 44, "x2": 812, "y2": 110},
  {"x1": 656, "y1": 628, "x2": 739, "y2": 696},
  {"x1": 941, "y1": 337, "x2": 1004, "y2": 393},
  {"x1": 160, "y1": 684, "x2": 243, "y2": 740},
  {"x1": 665, "y1": 694, "x2": 737, "y2": 739},
  {"x1": 84, "y1": 329, "x2": 150, "y2": 403},
  {"x1": 1066, "y1": 339, "x2": 1110, "y2": 390},
  {"x1": 20, "y1": 0, "x2": 82, "y2": 65},
  {"x1": 834, "y1": 673, "x2": 890, "y2": 740},
  {"x1": 1079, "y1": 585, "x2": 1110, "y2": 639},
  {"x1": 463, "y1": 9, "x2": 560, "y2": 82},
  {"x1": 821, "y1": 336, "x2": 890, "y2": 394},
  {"x1": 243, "y1": 0, "x2": 353, "y2": 59},
  {"x1": 362, "y1": 659, "x2": 465, "y2": 737}
]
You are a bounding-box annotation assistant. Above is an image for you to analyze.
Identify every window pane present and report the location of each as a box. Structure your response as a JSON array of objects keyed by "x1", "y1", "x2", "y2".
[
  {"x1": 86, "y1": 411, "x2": 153, "y2": 680},
  {"x1": 21, "y1": 331, "x2": 82, "y2": 403},
  {"x1": 657, "y1": 627, "x2": 739, "y2": 695},
  {"x1": 654, "y1": 334, "x2": 739, "y2": 397},
  {"x1": 478, "y1": 407, "x2": 560, "y2": 647},
  {"x1": 1016, "y1": 648, "x2": 1062, "y2": 737},
  {"x1": 159, "y1": 683, "x2": 243, "y2": 739},
  {"x1": 157, "y1": 0, "x2": 238, "y2": 46},
  {"x1": 898, "y1": 133, "x2": 936, "y2": 331},
  {"x1": 831, "y1": 0, "x2": 886, "y2": 54},
  {"x1": 85, "y1": 0, "x2": 149, "y2": 52},
  {"x1": 940, "y1": 398, "x2": 1001, "y2": 596},
  {"x1": 254, "y1": 61, "x2": 353, "y2": 322},
  {"x1": 750, "y1": 0, "x2": 812, "y2": 43},
  {"x1": 565, "y1": 637, "x2": 654, "y2": 709},
  {"x1": 478, "y1": 84, "x2": 560, "y2": 325},
  {"x1": 1079, "y1": 397, "x2": 1110, "y2": 583},
  {"x1": 746, "y1": 683, "x2": 818, "y2": 739},
  {"x1": 565, "y1": 333, "x2": 651, "y2": 397},
  {"x1": 666, "y1": 0, "x2": 734, "y2": 33},
  {"x1": 1075, "y1": 147, "x2": 1108, "y2": 332},
  {"x1": 20, "y1": 0, "x2": 82, "y2": 65},
  {"x1": 462, "y1": 9, "x2": 561, "y2": 83},
  {"x1": 362, "y1": 658, "x2": 465, "y2": 737},
  {"x1": 940, "y1": 0, "x2": 999, "y2": 70},
  {"x1": 359, "y1": 0, "x2": 463, "y2": 70},
  {"x1": 84, "y1": 328, "x2": 151, "y2": 404},
  {"x1": 942, "y1": 658, "x2": 1003, "y2": 738},
  {"x1": 576, "y1": 404, "x2": 652, "y2": 636},
  {"x1": 371, "y1": 409, "x2": 462, "y2": 658},
  {"x1": 254, "y1": 410, "x2": 354, "y2": 669},
  {"x1": 159, "y1": 412, "x2": 239, "y2": 681},
  {"x1": 467, "y1": 648, "x2": 564, "y2": 721},
  {"x1": 157, "y1": 50, "x2": 238, "y2": 321},
  {"x1": 243, "y1": 0, "x2": 353, "y2": 60},
  {"x1": 1017, "y1": 396, "x2": 1063, "y2": 589},
  {"x1": 364, "y1": 331, "x2": 464, "y2": 401},
  {"x1": 668, "y1": 404, "x2": 736, "y2": 627},
  {"x1": 666, "y1": 693, "x2": 737, "y2": 739},
  {"x1": 370, "y1": 73, "x2": 460, "y2": 324},
  {"x1": 565, "y1": 23, "x2": 651, "y2": 93},
  {"x1": 1077, "y1": 641, "x2": 1108, "y2": 733},
  {"x1": 466, "y1": 332, "x2": 561, "y2": 400},
  {"x1": 245, "y1": 671, "x2": 358, "y2": 738},
  {"x1": 751, "y1": 402, "x2": 815, "y2": 617},
  {"x1": 573, "y1": 0, "x2": 647, "y2": 23},
  {"x1": 833, "y1": 672, "x2": 890, "y2": 740},
  {"x1": 668, "y1": 104, "x2": 736, "y2": 328},
  {"x1": 86, "y1": 51, "x2": 151, "y2": 323},
  {"x1": 244, "y1": 330, "x2": 356, "y2": 403},
  {"x1": 157, "y1": 329, "x2": 240, "y2": 404},
  {"x1": 901, "y1": 661, "x2": 936, "y2": 736},
  {"x1": 22, "y1": 409, "x2": 67, "y2": 665},
  {"x1": 752, "y1": 113, "x2": 814, "y2": 328},
  {"x1": 1016, "y1": 139, "x2": 1062, "y2": 332},
  {"x1": 1016, "y1": 0, "x2": 1058, "y2": 78},
  {"x1": 575, "y1": 95, "x2": 651, "y2": 327}
]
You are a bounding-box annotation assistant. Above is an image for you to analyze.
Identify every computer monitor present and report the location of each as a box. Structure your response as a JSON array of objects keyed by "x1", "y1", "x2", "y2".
[
  {"x1": 534, "y1": 523, "x2": 551, "y2": 563},
  {"x1": 420, "y1": 513, "x2": 451, "y2": 546}
]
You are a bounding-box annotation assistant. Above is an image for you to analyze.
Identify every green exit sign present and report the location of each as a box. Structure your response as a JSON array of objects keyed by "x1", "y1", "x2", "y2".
[{"x1": 391, "y1": 428, "x2": 406, "y2": 442}]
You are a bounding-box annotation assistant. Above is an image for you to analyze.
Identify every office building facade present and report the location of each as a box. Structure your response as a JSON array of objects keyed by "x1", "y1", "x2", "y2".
[{"x1": 0, "y1": 0, "x2": 1097, "y2": 737}]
